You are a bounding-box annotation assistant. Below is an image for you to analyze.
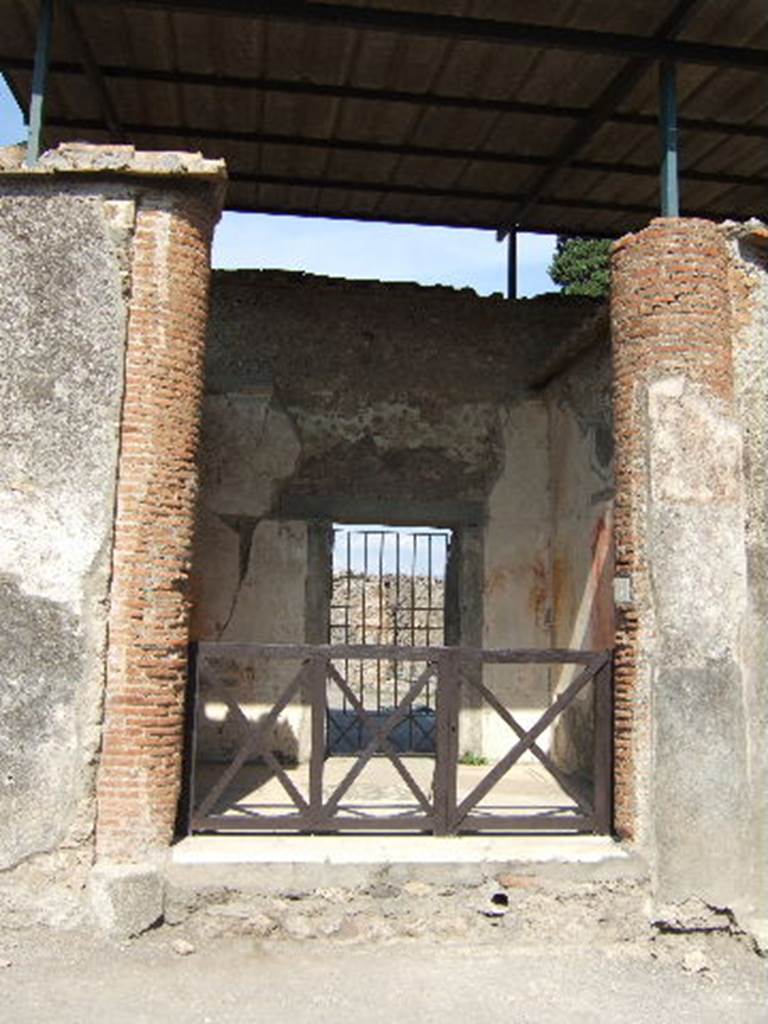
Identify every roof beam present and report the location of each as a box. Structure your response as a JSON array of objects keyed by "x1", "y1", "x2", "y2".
[
  {"x1": 4, "y1": 57, "x2": 767, "y2": 142},
  {"x1": 225, "y1": 201, "x2": 620, "y2": 237},
  {"x1": 509, "y1": 0, "x2": 706, "y2": 228},
  {"x1": 227, "y1": 169, "x2": 718, "y2": 222},
  {"x1": 79, "y1": 2, "x2": 768, "y2": 72},
  {"x1": 47, "y1": 115, "x2": 765, "y2": 192},
  {"x1": 59, "y1": 0, "x2": 124, "y2": 140}
]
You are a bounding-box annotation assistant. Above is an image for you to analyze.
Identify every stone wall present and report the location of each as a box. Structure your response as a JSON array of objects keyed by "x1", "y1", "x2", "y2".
[
  {"x1": 192, "y1": 270, "x2": 608, "y2": 765},
  {"x1": 724, "y1": 223, "x2": 768, "y2": 944},
  {"x1": 610, "y1": 217, "x2": 765, "y2": 936},
  {"x1": 0, "y1": 177, "x2": 127, "y2": 872},
  {"x1": 545, "y1": 327, "x2": 614, "y2": 777},
  {"x1": 481, "y1": 398, "x2": 553, "y2": 758},
  {"x1": 0, "y1": 146, "x2": 224, "y2": 886}
]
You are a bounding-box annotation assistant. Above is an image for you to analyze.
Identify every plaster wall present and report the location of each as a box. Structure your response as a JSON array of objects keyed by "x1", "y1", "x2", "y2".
[
  {"x1": 724, "y1": 227, "x2": 768, "y2": 938},
  {"x1": 481, "y1": 399, "x2": 552, "y2": 759},
  {"x1": 610, "y1": 218, "x2": 763, "y2": 934},
  {"x1": 192, "y1": 271, "x2": 607, "y2": 766},
  {"x1": 545, "y1": 339, "x2": 614, "y2": 776},
  {"x1": 0, "y1": 181, "x2": 131, "y2": 870},
  {"x1": 0, "y1": 145, "x2": 224, "y2": 887}
]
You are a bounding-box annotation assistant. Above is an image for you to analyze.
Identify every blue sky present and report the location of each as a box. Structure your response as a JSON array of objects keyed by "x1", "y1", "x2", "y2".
[{"x1": 1, "y1": 75, "x2": 556, "y2": 296}]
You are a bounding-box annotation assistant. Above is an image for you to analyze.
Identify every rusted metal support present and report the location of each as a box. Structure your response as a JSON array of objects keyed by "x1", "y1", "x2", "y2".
[
  {"x1": 26, "y1": 0, "x2": 54, "y2": 166},
  {"x1": 660, "y1": 61, "x2": 680, "y2": 216}
]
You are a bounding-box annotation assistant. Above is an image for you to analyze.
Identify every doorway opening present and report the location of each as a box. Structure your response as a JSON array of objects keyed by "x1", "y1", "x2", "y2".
[{"x1": 328, "y1": 525, "x2": 452, "y2": 755}]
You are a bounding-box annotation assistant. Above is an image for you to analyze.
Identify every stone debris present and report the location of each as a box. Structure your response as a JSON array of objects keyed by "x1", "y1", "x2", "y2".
[
  {"x1": 171, "y1": 938, "x2": 196, "y2": 957},
  {"x1": 166, "y1": 875, "x2": 650, "y2": 946},
  {"x1": 283, "y1": 914, "x2": 316, "y2": 941},
  {"x1": 682, "y1": 949, "x2": 711, "y2": 975},
  {"x1": 401, "y1": 881, "x2": 434, "y2": 898},
  {"x1": 496, "y1": 873, "x2": 540, "y2": 891},
  {"x1": 249, "y1": 912, "x2": 277, "y2": 939},
  {"x1": 0, "y1": 958, "x2": 13, "y2": 968}
]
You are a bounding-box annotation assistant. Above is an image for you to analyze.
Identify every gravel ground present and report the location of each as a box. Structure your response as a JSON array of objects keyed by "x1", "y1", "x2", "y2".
[{"x1": 0, "y1": 927, "x2": 765, "y2": 1024}]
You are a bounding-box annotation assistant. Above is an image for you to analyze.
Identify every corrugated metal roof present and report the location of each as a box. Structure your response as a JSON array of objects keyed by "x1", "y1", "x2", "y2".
[{"x1": 2, "y1": 0, "x2": 766, "y2": 235}]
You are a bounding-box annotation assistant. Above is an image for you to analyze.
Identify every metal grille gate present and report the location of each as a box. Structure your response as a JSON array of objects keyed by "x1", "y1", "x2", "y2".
[{"x1": 328, "y1": 526, "x2": 450, "y2": 754}]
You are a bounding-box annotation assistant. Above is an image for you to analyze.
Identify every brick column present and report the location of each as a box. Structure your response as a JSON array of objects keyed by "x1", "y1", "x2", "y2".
[
  {"x1": 96, "y1": 188, "x2": 219, "y2": 860},
  {"x1": 610, "y1": 218, "x2": 733, "y2": 842}
]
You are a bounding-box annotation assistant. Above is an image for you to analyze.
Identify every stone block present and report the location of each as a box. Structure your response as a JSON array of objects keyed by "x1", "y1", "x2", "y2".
[{"x1": 89, "y1": 862, "x2": 164, "y2": 938}]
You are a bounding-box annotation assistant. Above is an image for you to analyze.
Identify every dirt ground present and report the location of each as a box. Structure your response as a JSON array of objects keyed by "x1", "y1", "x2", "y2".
[{"x1": 1, "y1": 926, "x2": 765, "y2": 1024}]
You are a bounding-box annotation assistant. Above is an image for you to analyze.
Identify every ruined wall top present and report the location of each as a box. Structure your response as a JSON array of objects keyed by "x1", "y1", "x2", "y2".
[{"x1": 0, "y1": 143, "x2": 227, "y2": 210}]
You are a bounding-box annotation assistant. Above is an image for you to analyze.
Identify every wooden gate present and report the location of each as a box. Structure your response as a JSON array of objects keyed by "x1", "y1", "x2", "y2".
[{"x1": 187, "y1": 643, "x2": 612, "y2": 835}]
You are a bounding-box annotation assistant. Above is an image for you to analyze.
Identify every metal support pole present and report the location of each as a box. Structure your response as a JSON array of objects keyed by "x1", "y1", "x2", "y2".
[
  {"x1": 26, "y1": 0, "x2": 55, "y2": 166},
  {"x1": 659, "y1": 60, "x2": 680, "y2": 217},
  {"x1": 506, "y1": 227, "x2": 518, "y2": 299}
]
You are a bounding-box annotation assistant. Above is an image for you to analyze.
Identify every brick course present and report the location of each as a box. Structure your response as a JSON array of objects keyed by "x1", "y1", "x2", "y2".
[
  {"x1": 96, "y1": 191, "x2": 216, "y2": 859},
  {"x1": 610, "y1": 217, "x2": 731, "y2": 840}
]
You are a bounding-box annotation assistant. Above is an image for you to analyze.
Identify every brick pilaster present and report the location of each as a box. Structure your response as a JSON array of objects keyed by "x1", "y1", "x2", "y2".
[
  {"x1": 610, "y1": 218, "x2": 731, "y2": 840},
  {"x1": 96, "y1": 191, "x2": 216, "y2": 859}
]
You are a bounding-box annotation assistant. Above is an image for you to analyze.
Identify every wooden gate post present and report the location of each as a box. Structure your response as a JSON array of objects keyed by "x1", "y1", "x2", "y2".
[
  {"x1": 433, "y1": 650, "x2": 460, "y2": 835},
  {"x1": 592, "y1": 653, "x2": 614, "y2": 834}
]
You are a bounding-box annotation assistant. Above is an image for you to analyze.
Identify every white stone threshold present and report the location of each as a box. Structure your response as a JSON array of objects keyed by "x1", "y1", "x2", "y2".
[{"x1": 172, "y1": 833, "x2": 626, "y2": 866}]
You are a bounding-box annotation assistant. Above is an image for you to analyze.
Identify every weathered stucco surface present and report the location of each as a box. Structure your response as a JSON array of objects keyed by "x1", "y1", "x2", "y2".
[
  {"x1": 192, "y1": 271, "x2": 608, "y2": 765},
  {"x1": 0, "y1": 183, "x2": 131, "y2": 869},
  {"x1": 546, "y1": 338, "x2": 614, "y2": 776},
  {"x1": 0, "y1": 145, "x2": 225, "y2": 901},
  {"x1": 482, "y1": 399, "x2": 552, "y2": 759},
  {"x1": 724, "y1": 226, "x2": 768, "y2": 940},
  {"x1": 647, "y1": 374, "x2": 751, "y2": 907},
  {"x1": 202, "y1": 272, "x2": 600, "y2": 509},
  {"x1": 610, "y1": 218, "x2": 767, "y2": 939}
]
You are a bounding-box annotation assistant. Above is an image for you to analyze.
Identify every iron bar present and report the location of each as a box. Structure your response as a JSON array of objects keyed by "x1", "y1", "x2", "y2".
[
  {"x1": 660, "y1": 61, "x2": 681, "y2": 217},
  {"x1": 507, "y1": 228, "x2": 518, "y2": 300},
  {"x1": 81, "y1": 2, "x2": 768, "y2": 72},
  {"x1": 25, "y1": 0, "x2": 54, "y2": 167},
  {"x1": 394, "y1": 530, "x2": 401, "y2": 708},
  {"x1": 377, "y1": 532, "x2": 384, "y2": 714},
  {"x1": 328, "y1": 527, "x2": 448, "y2": 754}
]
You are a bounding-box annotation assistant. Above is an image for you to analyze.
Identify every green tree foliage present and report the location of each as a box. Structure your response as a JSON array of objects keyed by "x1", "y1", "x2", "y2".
[{"x1": 548, "y1": 236, "x2": 612, "y2": 297}]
